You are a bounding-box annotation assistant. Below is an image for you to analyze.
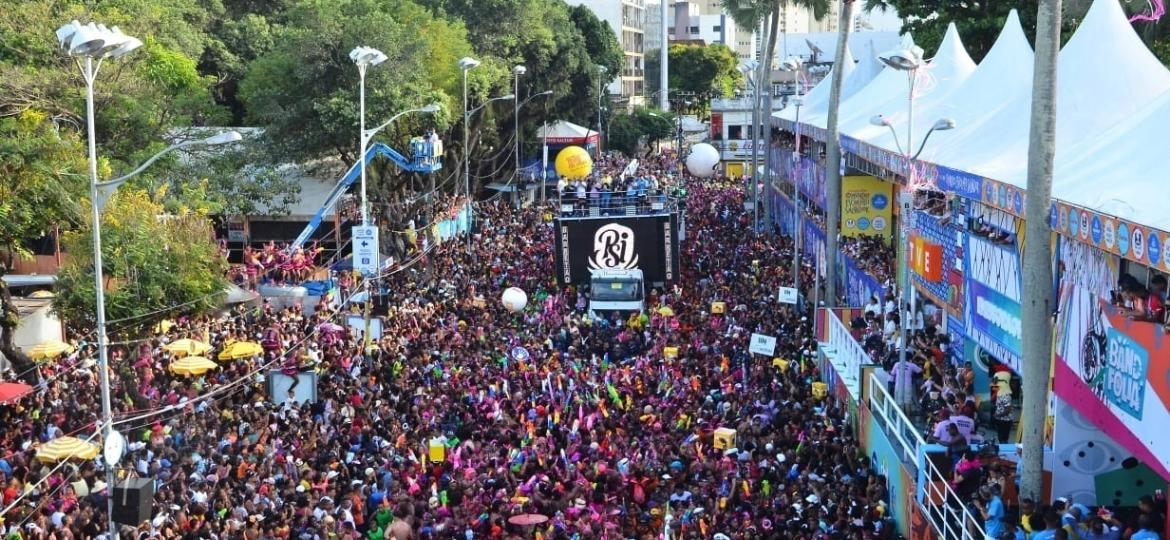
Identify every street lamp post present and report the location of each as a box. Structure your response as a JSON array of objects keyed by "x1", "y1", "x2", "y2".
[
  {"x1": 738, "y1": 60, "x2": 760, "y2": 232},
  {"x1": 781, "y1": 56, "x2": 804, "y2": 293},
  {"x1": 597, "y1": 65, "x2": 607, "y2": 152},
  {"x1": 460, "y1": 57, "x2": 481, "y2": 252},
  {"x1": 872, "y1": 44, "x2": 955, "y2": 409},
  {"x1": 59, "y1": 19, "x2": 243, "y2": 540},
  {"x1": 350, "y1": 46, "x2": 389, "y2": 226},
  {"x1": 513, "y1": 90, "x2": 553, "y2": 199},
  {"x1": 513, "y1": 65, "x2": 526, "y2": 179}
]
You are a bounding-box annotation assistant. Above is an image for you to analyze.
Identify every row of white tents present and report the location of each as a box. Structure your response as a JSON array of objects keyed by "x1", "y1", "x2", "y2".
[{"x1": 776, "y1": 0, "x2": 1170, "y2": 236}]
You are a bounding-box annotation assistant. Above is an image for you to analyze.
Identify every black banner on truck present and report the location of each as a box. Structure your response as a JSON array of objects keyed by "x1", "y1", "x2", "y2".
[{"x1": 553, "y1": 213, "x2": 680, "y2": 286}]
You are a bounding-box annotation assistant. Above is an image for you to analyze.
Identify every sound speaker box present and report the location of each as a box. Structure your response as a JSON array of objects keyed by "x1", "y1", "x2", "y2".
[{"x1": 111, "y1": 477, "x2": 154, "y2": 526}]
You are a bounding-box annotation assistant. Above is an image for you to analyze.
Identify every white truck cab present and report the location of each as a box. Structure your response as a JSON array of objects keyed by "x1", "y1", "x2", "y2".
[{"x1": 588, "y1": 269, "x2": 646, "y2": 316}]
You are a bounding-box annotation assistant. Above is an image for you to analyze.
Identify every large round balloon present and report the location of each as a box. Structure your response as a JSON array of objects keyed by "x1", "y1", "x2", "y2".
[
  {"x1": 501, "y1": 287, "x2": 528, "y2": 313},
  {"x1": 686, "y1": 143, "x2": 720, "y2": 178},
  {"x1": 554, "y1": 146, "x2": 593, "y2": 179}
]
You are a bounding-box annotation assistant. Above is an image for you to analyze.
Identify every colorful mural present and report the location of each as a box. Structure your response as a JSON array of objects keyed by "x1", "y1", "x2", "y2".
[
  {"x1": 964, "y1": 235, "x2": 1024, "y2": 374},
  {"x1": 859, "y1": 404, "x2": 917, "y2": 539},
  {"x1": 1053, "y1": 236, "x2": 1170, "y2": 481},
  {"x1": 911, "y1": 209, "x2": 966, "y2": 318}
]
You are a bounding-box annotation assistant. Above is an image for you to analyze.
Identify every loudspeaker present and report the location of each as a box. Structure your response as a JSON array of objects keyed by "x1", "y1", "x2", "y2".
[{"x1": 111, "y1": 477, "x2": 154, "y2": 526}]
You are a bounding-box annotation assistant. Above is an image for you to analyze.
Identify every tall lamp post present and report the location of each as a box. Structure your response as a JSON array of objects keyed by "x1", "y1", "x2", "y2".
[
  {"x1": 781, "y1": 56, "x2": 804, "y2": 294},
  {"x1": 597, "y1": 65, "x2": 608, "y2": 152},
  {"x1": 737, "y1": 60, "x2": 760, "y2": 232},
  {"x1": 350, "y1": 46, "x2": 389, "y2": 226},
  {"x1": 871, "y1": 44, "x2": 956, "y2": 408},
  {"x1": 59, "y1": 19, "x2": 243, "y2": 540},
  {"x1": 459, "y1": 55, "x2": 513, "y2": 253},
  {"x1": 513, "y1": 65, "x2": 527, "y2": 178}
]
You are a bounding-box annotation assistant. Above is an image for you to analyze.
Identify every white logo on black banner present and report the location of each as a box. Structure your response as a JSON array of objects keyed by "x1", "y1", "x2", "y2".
[{"x1": 588, "y1": 223, "x2": 639, "y2": 270}]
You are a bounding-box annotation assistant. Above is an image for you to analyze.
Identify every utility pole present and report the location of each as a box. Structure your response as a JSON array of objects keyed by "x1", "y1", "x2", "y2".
[
  {"x1": 1020, "y1": 0, "x2": 1061, "y2": 502},
  {"x1": 823, "y1": 0, "x2": 855, "y2": 308},
  {"x1": 660, "y1": 0, "x2": 669, "y2": 111}
]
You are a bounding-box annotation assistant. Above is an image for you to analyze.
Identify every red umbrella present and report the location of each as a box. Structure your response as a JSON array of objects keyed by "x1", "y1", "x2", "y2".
[{"x1": 0, "y1": 382, "x2": 33, "y2": 405}]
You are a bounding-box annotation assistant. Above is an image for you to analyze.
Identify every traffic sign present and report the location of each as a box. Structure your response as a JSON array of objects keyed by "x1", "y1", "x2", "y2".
[{"x1": 352, "y1": 225, "x2": 380, "y2": 277}]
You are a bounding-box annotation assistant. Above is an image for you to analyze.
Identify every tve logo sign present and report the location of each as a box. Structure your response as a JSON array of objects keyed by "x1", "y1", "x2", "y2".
[{"x1": 910, "y1": 235, "x2": 943, "y2": 282}]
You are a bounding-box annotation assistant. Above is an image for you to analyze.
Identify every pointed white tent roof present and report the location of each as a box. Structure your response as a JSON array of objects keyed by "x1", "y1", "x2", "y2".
[
  {"x1": 843, "y1": 39, "x2": 884, "y2": 100},
  {"x1": 931, "y1": 0, "x2": 1170, "y2": 186},
  {"x1": 776, "y1": 45, "x2": 855, "y2": 122},
  {"x1": 845, "y1": 23, "x2": 977, "y2": 153},
  {"x1": 798, "y1": 34, "x2": 918, "y2": 132},
  {"x1": 536, "y1": 120, "x2": 600, "y2": 145},
  {"x1": 910, "y1": 11, "x2": 1035, "y2": 169}
]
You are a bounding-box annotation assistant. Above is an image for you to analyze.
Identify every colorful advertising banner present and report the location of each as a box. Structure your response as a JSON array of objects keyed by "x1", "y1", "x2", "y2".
[
  {"x1": 841, "y1": 175, "x2": 894, "y2": 241},
  {"x1": 964, "y1": 236, "x2": 1024, "y2": 374},
  {"x1": 1053, "y1": 236, "x2": 1170, "y2": 480},
  {"x1": 909, "y1": 210, "x2": 966, "y2": 318}
]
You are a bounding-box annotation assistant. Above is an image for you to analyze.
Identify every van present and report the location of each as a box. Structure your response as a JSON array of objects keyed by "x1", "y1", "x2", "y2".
[{"x1": 588, "y1": 269, "x2": 646, "y2": 316}]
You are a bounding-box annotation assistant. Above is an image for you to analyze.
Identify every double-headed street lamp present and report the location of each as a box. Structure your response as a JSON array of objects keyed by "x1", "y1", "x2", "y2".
[
  {"x1": 596, "y1": 65, "x2": 608, "y2": 151},
  {"x1": 350, "y1": 46, "x2": 389, "y2": 226},
  {"x1": 781, "y1": 56, "x2": 805, "y2": 294},
  {"x1": 460, "y1": 56, "x2": 515, "y2": 252},
  {"x1": 872, "y1": 45, "x2": 956, "y2": 408},
  {"x1": 737, "y1": 60, "x2": 760, "y2": 232},
  {"x1": 512, "y1": 65, "x2": 553, "y2": 180},
  {"x1": 57, "y1": 20, "x2": 242, "y2": 540}
]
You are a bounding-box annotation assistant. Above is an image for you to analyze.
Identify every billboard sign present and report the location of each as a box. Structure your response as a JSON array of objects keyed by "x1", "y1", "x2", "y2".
[{"x1": 554, "y1": 214, "x2": 680, "y2": 286}]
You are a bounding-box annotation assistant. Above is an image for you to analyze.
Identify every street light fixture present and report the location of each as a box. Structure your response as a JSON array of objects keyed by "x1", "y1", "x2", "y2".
[
  {"x1": 781, "y1": 56, "x2": 806, "y2": 294},
  {"x1": 514, "y1": 90, "x2": 553, "y2": 191},
  {"x1": 460, "y1": 57, "x2": 481, "y2": 252},
  {"x1": 57, "y1": 20, "x2": 241, "y2": 540},
  {"x1": 737, "y1": 59, "x2": 762, "y2": 232},
  {"x1": 597, "y1": 65, "x2": 608, "y2": 152},
  {"x1": 351, "y1": 46, "x2": 388, "y2": 226},
  {"x1": 513, "y1": 66, "x2": 527, "y2": 179}
]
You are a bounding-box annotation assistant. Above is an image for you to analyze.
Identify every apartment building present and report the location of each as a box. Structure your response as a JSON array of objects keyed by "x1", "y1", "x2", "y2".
[{"x1": 565, "y1": 0, "x2": 647, "y2": 104}]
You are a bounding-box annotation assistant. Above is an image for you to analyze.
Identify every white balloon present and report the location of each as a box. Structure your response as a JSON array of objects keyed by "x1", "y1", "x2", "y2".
[
  {"x1": 500, "y1": 287, "x2": 528, "y2": 313},
  {"x1": 686, "y1": 143, "x2": 720, "y2": 178}
]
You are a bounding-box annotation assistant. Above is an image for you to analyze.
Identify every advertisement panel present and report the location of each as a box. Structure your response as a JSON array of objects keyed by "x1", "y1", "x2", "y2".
[
  {"x1": 553, "y1": 214, "x2": 680, "y2": 286},
  {"x1": 964, "y1": 235, "x2": 1024, "y2": 374},
  {"x1": 910, "y1": 210, "x2": 966, "y2": 318},
  {"x1": 1052, "y1": 236, "x2": 1170, "y2": 480},
  {"x1": 841, "y1": 175, "x2": 893, "y2": 240}
]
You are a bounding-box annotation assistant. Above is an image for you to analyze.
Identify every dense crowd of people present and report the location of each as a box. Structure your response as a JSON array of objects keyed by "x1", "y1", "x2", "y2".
[{"x1": 0, "y1": 165, "x2": 903, "y2": 540}]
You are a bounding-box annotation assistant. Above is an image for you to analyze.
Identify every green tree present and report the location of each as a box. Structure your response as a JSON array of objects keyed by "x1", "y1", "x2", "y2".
[
  {"x1": 53, "y1": 189, "x2": 227, "y2": 333},
  {"x1": 239, "y1": 0, "x2": 459, "y2": 164},
  {"x1": 0, "y1": 111, "x2": 90, "y2": 384},
  {"x1": 667, "y1": 44, "x2": 745, "y2": 104},
  {"x1": 606, "y1": 108, "x2": 675, "y2": 156},
  {"x1": 860, "y1": 0, "x2": 1090, "y2": 62}
]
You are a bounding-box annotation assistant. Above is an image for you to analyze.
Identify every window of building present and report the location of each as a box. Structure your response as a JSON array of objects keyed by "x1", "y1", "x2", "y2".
[
  {"x1": 728, "y1": 125, "x2": 743, "y2": 140},
  {"x1": 689, "y1": 26, "x2": 699, "y2": 34},
  {"x1": 713, "y1": 25, "x2": 721, "y2": 32}
]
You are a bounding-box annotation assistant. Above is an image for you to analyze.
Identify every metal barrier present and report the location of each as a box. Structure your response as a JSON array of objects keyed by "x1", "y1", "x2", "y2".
[
  {"x1": 821, "y1": 308, "x2": 867, "y2": 400},
  {"x1": 555, "y1": 190, "x2": 679, "y2": 217},
  {"x1": 865, "y1": 372, "x2": 989, "y2": 540}
]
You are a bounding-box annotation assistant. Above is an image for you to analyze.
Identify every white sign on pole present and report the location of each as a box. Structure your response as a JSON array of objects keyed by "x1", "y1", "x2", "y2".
[
  {"x1": 352, "y1": 225, "x2": 379, "y2": 277},
  {"x1": 778, "y1": 287, "x2": 799, "y2": 304},
  {"x1": 749, "y1": 333, "x2": 777, "y2": 356}
]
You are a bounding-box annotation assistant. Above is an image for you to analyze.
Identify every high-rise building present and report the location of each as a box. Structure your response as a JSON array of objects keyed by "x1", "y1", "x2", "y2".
[{"x1": 564, "y1": 0, "x2": 646, "y2": 104}]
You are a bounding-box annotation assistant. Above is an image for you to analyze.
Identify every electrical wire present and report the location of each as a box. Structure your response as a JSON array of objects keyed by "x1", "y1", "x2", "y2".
[{"x1": 0, "y1": 431, "x2": 100, "y2": 520}]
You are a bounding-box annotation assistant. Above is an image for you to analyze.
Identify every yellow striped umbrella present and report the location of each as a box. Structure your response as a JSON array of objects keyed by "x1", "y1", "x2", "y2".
[
  {"x1": 217, "y1": 341, "x2": 263, "y2": 361},
  {"x1": 162, "y1": 338, "x2": 210, "y2": 357},
  {"x1": 36, "y1": 436, "x2": 100, "y2": 463},
  {"x1": 169, "y1": 356, "x2": 218, "y2": 377},
  {"x1": 26, "y1": 340, "x2": 75, "y2": 361}
]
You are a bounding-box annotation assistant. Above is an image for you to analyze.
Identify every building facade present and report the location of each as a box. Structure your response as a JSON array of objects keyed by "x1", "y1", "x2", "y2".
[{"x1": 565, "y1": 0, "x2": 647, "y2": 104}]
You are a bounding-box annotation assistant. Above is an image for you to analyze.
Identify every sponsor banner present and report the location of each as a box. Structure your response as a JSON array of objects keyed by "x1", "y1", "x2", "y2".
[
  {"x1": 1053, "y1": 235, "x2": 1170, "y2": 479},
  {"x1": 911, "y1": 210, "x2": 966, "y2": 318},
  {"x1": 553, "y1": 214, "x2": 680, "y2": 286},
  {"x1": 964, "y1": 236, "x2": 1024, "y2": 373},
  {"x1": 841, "y1": 175, "x2": 894, "y2": 240},
  {"x1": 749, "y1": 333, "x2": 778, "y2": 356}
]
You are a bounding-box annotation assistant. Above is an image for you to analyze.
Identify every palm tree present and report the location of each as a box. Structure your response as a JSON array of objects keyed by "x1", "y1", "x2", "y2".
[
  {"x1": 823, "y1": 0, "x2": 854, "y2": 308},
  {"x1": 1020, "y1": 0, "x2": 1061, "y2": 502},
  {"x1": 723, "y1": 0, "x2": 831, "y2": 232}
]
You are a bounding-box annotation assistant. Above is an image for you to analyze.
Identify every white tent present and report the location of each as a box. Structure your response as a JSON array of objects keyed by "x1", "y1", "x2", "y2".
[
  {"x1": 928, "y1": 0, "x2": 1170, "y2": 187},
  {"x1": 776, "y1": 45, "x2": 855, "y2": 124},
  {"x1": 536, "y1": 120, "x2": 601, "y2": 146},
  {"x1": 843, "y1": 40, "x2": 885, "y2": 101},
  {"x1": 798, "y1": 34, "x2": 918, "y2": 133},
  {"x1": 908, "y1": 11, "x2": 1034, "y2": 171},
  {"x1": 844, "y1": 23, "x2": 977, "y2": 155}
]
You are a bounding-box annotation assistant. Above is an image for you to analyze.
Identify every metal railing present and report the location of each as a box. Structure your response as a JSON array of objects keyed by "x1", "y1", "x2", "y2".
[
  {"x1": 821, "y1": 309, "x2": 867, "y2": 400},
  {"x1": 555, "y1": 189, "x2": 680, "y2": 217},
  {"x1": 865, "y1": 372, "x2": 988, "y2": 540}
]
